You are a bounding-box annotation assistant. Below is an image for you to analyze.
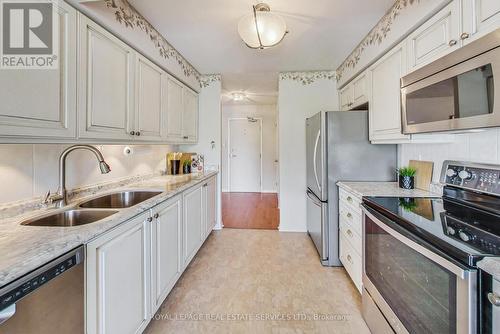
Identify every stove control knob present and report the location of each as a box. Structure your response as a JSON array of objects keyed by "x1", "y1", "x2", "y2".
[
  {"x1": 446, "y1": 169, "x2": 458, "y2": 178},
  {"x1": 459, "y1": 230, "x2": 473, "y2": 242},
  {"x1": 446, "y1": 226, "x2": 456, "y2": 235},
  {"x1": 458, "y1": 170, "x2": 472, "y2": 180}
]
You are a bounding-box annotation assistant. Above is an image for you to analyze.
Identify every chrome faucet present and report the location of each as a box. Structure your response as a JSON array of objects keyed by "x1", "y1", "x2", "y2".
[{"x1": 46, "y1": 145, "x2": 111, "y2": 208}]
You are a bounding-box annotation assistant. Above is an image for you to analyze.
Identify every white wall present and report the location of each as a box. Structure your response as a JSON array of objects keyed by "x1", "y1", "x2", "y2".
[
  {"x1": 399, "y1": 129, "x2": 500, "y2": 183},
  {"x1": 222, "y1": 104, "x2": 278, "y2": 193},
  {"x1": 183, "y1": 78, "x2": 223, "y2": 228},
  {"x1": 278, "y1": 74, "x2": 338, "y2": 232},
  {"x1": 0, "y1": 144, "x2": 175, "y2": 205}
]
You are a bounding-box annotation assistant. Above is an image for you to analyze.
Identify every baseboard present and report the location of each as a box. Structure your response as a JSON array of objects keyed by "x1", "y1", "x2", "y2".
[
  {"x1": 261, "y1": 190, "x2": 277, "y2": 193},
  {"x1": 278, "y1": 227, "x2": 308, "y2": 233}
]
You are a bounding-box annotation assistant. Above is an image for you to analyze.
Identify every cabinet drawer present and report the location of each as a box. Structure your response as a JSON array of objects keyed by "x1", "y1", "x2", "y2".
[
  {"x1": 340, "y1": 218, "x2": 362, "y2": 255},
  {"x1": 339, "y1": 188, "x2": 362, "y2": 214},
  {"x1": 339, "y1": 203, "x2": 362, "y2": 236},
  {"x1": 340, "y1": 233, "x2": 362, "y2": 293}
]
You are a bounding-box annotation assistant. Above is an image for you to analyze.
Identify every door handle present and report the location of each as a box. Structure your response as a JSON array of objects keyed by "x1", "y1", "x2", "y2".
[
  {"x1": 312, "y1": 130, "x2": 322, "y2": 193},
  {"x1": 0, "y1": 304, "x2": 16, "y2": 325}
]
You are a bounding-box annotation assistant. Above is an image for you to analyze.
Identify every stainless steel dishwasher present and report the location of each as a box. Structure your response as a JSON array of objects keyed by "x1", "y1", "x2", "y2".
[{"x1": 0, "y1": 246, "x2": 84, "y2": 333}]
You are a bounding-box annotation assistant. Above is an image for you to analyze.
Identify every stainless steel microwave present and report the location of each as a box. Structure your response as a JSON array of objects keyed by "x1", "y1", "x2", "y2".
[{"x1": 401, "y1": 29, "x2": 500, "y2": 134}]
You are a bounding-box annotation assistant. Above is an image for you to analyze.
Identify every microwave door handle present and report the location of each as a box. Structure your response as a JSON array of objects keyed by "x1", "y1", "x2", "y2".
[
  {"x1": 313, "y1": 130, "x2": 322, "y2": 193},
  {"x1": 362, "y1": 206, "x2": 468, "y2": 279},
  {"x1": 0, "y1": 304, "x2": 16, "y2": 325}
]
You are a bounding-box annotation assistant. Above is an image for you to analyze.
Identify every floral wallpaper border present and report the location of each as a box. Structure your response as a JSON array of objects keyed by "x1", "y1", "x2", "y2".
[
  {"x1": 279, "y1": 71, "x2": 336, "y2": 85},
  {"x1": 103, "y1": 0, "x2": 200, "y2": 82},
  {"x1": 336, "y1": 0, "x2": 420, "y2": 81},
  {"x1": 200, "y1": 74, "x2": 222, "y2": 88}
]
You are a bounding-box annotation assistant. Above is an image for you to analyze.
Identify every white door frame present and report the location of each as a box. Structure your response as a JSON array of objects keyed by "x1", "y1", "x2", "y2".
[{"x1": 227, "y1": 117, "x2": 263, "y2": 192}]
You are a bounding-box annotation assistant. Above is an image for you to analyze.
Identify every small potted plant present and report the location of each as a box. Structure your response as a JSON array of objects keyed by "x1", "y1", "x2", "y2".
[
  {"x1": 182, "y1": 159, "x2": 192, "y2": 174},
  {"x1": 398, "y1": 166, "x2": 416, "y2": 189}
]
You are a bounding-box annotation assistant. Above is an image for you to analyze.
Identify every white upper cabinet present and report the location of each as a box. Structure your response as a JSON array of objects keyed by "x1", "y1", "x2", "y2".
[
  {"x1": 339, "y1": 84, "x2": 353, "y2": 111},
  {"x1": 182, "y1": 88, "x2": 199, "y2": 143},
  {"x1": 135, "y1": 55, "x2": 165, "y2": 141},
  {"x1": 339, "y1": 72, "x2": 369, "y2": 111},
  {"x1": 407, "y1": 1, "x2": 461, "y2": 72},
  {"x1": 151, "y1": 195, "x2": 182, "y2": 313},
  {"x1": 78, "y1": 14, "x2": 135, "y2": 140},
  {"x1": 369, "y1": 42, "x2": 410, "y2": 143},
  {"x1": 0, "y1": 1, "x2": 77, "y2": 139},
  {"x1": 462, "y1": 0, "x2": 500, "y2": 44},
  {"x1": 166, "y1": 77, "x2": 184, "y2": 142}
]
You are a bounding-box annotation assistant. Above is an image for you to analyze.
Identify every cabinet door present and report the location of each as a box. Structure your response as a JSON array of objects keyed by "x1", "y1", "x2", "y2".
[
  {"x1": 205, "y1": 177, "x2": 217, "y2": 237},
  {"x1": 352, "y1": 73, "x2": 368, "y2": 108},
  {"x1": 151, "y1": 195, "x2": 182, "y2": 313},
  {"x1": 182, "y1": 88, "x2": 199, "y2": 143},
  {"x1": 369, "y1": 43, "x2": 410, "y2": 142},
  {"x1": 0, "y1": 1, "x2": 77, "y2": 139},
  {"x1": 78, "y1": 14, "x2": 135, "y2": 140},
  {"x1": 339, "y1": 84, "x2": 353, "y2": 111},
  {"x1": 462, "y1": 0, "x2": 500, "y2": 44},
  {"x1": 183, "y1": 184, "x2": 203, "y2": 266},
  {"x1": 166, "y1": 77, "x2": 183, "y2": 142},
  {"x1": 86, "y1": 213, "x2": 151, "y2": 334},
  {"x1": 135, "y1": 55, "x2": 165, "y2": 141},
  {"x1": 407, "y1": 1, "x2": 460, "y2": 71}
]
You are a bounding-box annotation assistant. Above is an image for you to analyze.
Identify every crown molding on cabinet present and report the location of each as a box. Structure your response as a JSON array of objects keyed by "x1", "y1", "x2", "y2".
[
  {"x1": 199, "y1": 74, "x2": 222, "y2": 88},
  {"x1": 102, "y1": 0, "x2": 201, "y2": 83},
  {"x1": 279, "y1": 71, "x2": 336, "y2": 85}
]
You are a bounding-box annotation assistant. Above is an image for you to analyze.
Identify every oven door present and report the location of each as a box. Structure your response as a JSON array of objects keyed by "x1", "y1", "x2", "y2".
[
  {"x1": 362, "y1": 205, "x2": 477, "y2": 334},
  {"x1": 480, "y1": 268, "x2": 500, "y2": 334},
  {"x1": 401, "y1": 45, "x2": 500, "y2": 134}
]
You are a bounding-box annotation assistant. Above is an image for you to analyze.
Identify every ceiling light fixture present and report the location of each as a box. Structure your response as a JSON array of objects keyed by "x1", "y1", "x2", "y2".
[
  {"x1": 238, "y1": 3, "x2": 288, "y2": 50},
  {"x1": 232, "y1": 92, "x2": 246, "y2": 101}
]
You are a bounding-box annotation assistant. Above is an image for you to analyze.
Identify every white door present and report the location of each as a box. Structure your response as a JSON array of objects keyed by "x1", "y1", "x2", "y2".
[
  {"x1": 86, "y1": 212, "x2": 151, "y2": 334},
  {"x1": 229, "y1": 118, "x2": 262, "y2": 192},
  {"x1": 151, "y1": 195, "x2": 182, "y2": 313}
]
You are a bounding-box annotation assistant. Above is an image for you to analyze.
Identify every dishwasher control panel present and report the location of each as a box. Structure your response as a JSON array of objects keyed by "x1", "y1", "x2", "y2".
[{"x1": 0, "y1": 246, "x2": 83, "y2": 311}]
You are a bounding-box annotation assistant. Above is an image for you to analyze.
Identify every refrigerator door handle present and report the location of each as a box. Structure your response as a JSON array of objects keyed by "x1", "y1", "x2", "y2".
[
  {"x1": 306, "y1": 188, "x2": 322, "y2": 206},
  {"x1": 312, "y1": 130, "x2": 322, "y2": 193}
]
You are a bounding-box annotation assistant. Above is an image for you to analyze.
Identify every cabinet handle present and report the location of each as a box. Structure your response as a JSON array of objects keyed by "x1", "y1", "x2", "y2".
[
  {"x1": 488, "y1": 292, "x2": 500, "y2": 307},
  {"x1": 448, "y1": 39, "x2": 458, "y2": 46},
  {"x1": 183, "y1": 136, "x2": 189, "y2": 139},
  {"x1": 130, "y1": 131, "x2": 136, "y2": 136},
  {"x1": 153, "y1": 213, "x2": 159, "y2": 219},
  {"x1": 147, "y1": 217, "x2": 153, "y2": 222},
  {"x1": 347, "y1": 254, "x2": 352, "y2": 263},
  {"x1": 136, "y1": 131, "x2": 141, "y2": 136},
  {"x1": 460, "y1": 32, "x2": 470, "y2": 40},
  {"x1": 347, "y1": 229, "x2": 353, "y2": 237},
  {"x1": 347, "y1": 196, "x2": 353, "y2": 203},
  {"x1": 346, "y1": 212, "x2": 352, "y2": 219}
]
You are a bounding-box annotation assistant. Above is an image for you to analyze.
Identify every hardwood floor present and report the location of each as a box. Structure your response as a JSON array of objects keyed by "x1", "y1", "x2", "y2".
[{"x1": 222, "y1": 192, "x2": 279, "y2": 230}]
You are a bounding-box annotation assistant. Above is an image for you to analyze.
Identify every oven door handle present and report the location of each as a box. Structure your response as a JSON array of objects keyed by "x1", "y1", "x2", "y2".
[
  {"x1": 362, "y1": 205, "x2": 468, "y2": 279},
  {"x1": 0, "y1": 304, "x2": 16, "y2": 325}
]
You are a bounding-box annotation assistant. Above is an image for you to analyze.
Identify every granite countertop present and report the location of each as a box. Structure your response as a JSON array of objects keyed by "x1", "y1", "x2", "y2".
[
  {"x1": 337, "y1": 181, "x2": 441, "y2": 198},
  {"x1": 0, "y1": 171, "x2": 218, "y2": 288},
  {"x1": 478, "y1": 258, "x2": 500, "y2": 281}
]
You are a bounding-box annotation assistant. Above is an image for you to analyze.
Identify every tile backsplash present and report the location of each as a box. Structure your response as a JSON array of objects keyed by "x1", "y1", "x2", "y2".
[
  {"x1": 399, "y1": 128, "x2": 500, "y2": 183},
  {"x1": 0, "y1": 144, "x2": 175, "y2": 205}
]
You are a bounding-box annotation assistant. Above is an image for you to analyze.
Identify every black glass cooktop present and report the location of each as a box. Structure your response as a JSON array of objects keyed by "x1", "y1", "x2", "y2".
[{"x1": 363, "y1": 195, "x2": 500, "y2": 266}]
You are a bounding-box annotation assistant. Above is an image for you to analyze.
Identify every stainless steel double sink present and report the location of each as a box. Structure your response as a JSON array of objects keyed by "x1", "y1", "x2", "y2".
[{"x1": 21, "y1": 191, "x2": 162, "y2": 227}]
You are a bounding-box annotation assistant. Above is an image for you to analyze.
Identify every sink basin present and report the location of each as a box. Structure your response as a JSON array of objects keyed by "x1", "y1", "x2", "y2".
[
  {"x1": 78, "y1": 191, "x2": 162, "y2": 209},
  {"x1": 21, "y1": 209, "x2": 118, "y2": 227}
]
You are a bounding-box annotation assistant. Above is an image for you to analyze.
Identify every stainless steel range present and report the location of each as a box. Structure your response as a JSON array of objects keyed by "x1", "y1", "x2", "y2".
[{"x1": 361, "y1": 161, "x2": 500, "y2": 334}]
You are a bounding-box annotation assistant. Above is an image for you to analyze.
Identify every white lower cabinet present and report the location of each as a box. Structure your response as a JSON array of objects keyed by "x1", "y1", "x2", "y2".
[
  {"x1": 151, "y1": 195, "x2": 182, "y2": 313},
  {"x1": 183, "y1": 184, "x2": 203, "y2": 266},
  {"x1": 86, "y1": 212, "x2": 151, "y2": 334},
  {"x1": 204, "y1": 177, "x2": 217, "y2": 238}
]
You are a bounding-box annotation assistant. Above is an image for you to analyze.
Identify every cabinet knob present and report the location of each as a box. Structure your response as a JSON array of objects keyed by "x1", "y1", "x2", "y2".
[
  {"x1": 347, "y1": 196, "x2": 353, "y2": 202},
  {"x1": 460, "y1": 32, "x2": 470, "y2": 40},
  {"x1": 136, "y1": 131, "x2": 141, "y2": 136},
  {"x1": 147, "y1": 217, "x2": 153, "y2": 222},
  {"x1": 346, "y1": 212, "x2": 352, "y2": 218},
  {"x1": 130, "y1": 131, "x2": 136, "y2": 136},
  {"x1": 183, "y1": 136, "x2": 189, "y2": 139},
  {"x1": 347, "y1": 254, "x2": 352, "y2": 263},
  {"x1": 448, "y1": 39, "x2": 458, "y2": 46},
  {"x1": 154, "y1": 213, "x2": 159, "y2": 219},
  {"x1": 347, "y1": 229, "x2": 353, "y2": 237},
  {"x1": 488, "y1": 292, "x2": 500, "y2": 307}
]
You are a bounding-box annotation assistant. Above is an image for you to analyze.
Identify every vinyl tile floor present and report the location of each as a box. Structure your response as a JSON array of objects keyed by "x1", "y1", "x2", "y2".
[{"x1": 145, "y1": 229, "x2": 370, "y2": 334}]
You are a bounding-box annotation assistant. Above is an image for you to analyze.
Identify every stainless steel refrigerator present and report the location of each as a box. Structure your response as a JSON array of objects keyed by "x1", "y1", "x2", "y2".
[{"x1": 306, "y1": 111, "x2": 397, "y2": 266}]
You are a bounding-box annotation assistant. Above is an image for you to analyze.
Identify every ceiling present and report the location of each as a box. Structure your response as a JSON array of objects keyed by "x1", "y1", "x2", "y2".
[{"x1": 129, "y1": 0, "x2": 395, "y2": 104}]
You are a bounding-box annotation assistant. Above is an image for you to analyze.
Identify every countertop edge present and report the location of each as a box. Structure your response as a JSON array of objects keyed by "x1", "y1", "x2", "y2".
[
  {"x1": 337, "y1": 181, "x2": 440, "y2": 198},
  {"x1": 477, "y1": 257, "x2": 500, "y2": 281}
]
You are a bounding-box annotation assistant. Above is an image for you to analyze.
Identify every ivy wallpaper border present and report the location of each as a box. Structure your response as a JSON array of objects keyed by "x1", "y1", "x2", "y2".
[
  {"x1": 336, "y1": 0, "x2": 420, "y2": 81},
  {"x1": 103, "y1": 0, "x2": 201, "y2": 82},
  {"x1": 200, "y1": 74, "x2": 222, "y2": 88},
  {"x1": 279, "y1": 71, "x2": 336, "y2": 85}
]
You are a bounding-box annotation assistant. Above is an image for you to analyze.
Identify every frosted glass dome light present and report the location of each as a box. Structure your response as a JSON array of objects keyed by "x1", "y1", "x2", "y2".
[{"x1": 238, "y1": 3, "x2": 288, "y2": 49}]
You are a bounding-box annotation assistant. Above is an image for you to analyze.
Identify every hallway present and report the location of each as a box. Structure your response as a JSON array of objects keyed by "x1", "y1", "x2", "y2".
[
  {"x1": 145, "y1": 229, "x2": 369, "y2": 334},
  {"x1": 222, "y1": 192, "x2": 279, "y2": 229}
]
